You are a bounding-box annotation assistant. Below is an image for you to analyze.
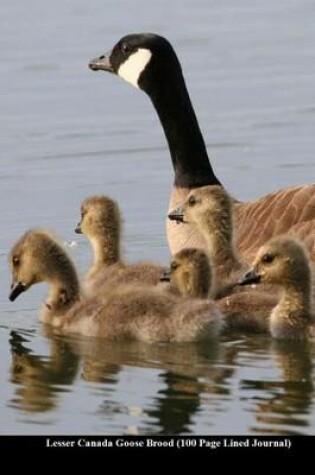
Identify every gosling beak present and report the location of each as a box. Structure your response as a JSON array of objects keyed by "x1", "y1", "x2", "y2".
[
  {"x1": 168, "y1": 205, "x2": 185, "y2": 223},
  {"x1": 75, "y1": 222, "x2": 82, "y2": 234},
  {"x1": 89, "y1": 52, "x2": 114, "y2": 73},
  {"x1": 238, "y1": 269, "x2": 261, "y2": 286},
  {"x1": 9, "y1": 281, "x2": 27, "y2": 302},
  {"x1": 160, "y1": 270, "x2": 171, "y2": 282}
]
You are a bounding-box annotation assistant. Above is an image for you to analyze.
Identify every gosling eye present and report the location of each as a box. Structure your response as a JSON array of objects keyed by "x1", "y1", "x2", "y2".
[
  {"x1": 81, "y1": 209, "x2": 86, "y2": 218},
  {"x1": 261, "y1": 253, "x2": 275, "y2": 264},
  {"x1": 170, "y1": 261, "x2": 178, "y2": 272},
  {"x1": 188, "y1": 195, "x2": 196, "y2": 206},
  {"x1": 12, "y1": 256, "x2": 20, "y2": 267}
]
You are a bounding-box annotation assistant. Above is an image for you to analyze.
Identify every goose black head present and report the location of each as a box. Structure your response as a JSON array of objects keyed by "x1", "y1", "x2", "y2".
[{"x1": 89, "y1": 33, "x2": 183, "y2": 94}]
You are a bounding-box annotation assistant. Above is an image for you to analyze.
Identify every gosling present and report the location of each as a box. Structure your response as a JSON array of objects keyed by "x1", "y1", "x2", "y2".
[
  {"x1": 75, "y1": 195, "x2": 166, "y2": 294},
  {"x1": 161, "y1": 248, "x2": 212, "y2": 298},
  {"x1": 169, "y1": 186, "x2": 254, "y2": 297},
  {"x1": 9, "y1": 230, "x2": 224, "y2": 342},
  {"x1": 239, "y1": 236, "x2": 315, "y2": 340},
  {"x1": 162, "y1": 247, "x2": 277, "y2": 333}
]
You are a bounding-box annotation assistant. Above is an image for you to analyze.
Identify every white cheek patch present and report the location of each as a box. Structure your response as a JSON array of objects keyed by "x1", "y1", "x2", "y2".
[{"x1": 118, "y1": 48, "x2": 152, "y2": 88}]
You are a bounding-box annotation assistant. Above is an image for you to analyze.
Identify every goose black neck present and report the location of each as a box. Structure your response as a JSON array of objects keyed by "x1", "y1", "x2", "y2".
[{"x1": 148, "y1": 75, "x2": 221, "y2": 189}]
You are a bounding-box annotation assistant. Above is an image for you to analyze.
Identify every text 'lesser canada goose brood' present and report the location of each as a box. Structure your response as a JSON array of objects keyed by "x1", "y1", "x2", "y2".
[
  {"x1": 162, "y1": 247, "x2": 277, "y2": 334},
  {"x1": 89, "y1": 33, "x2": 315, "y2": 262},
  {"x1": 9, "y1": 230, "x2": 224, "y2": 342},
  {"x1": 239, "y1": 237, "x2": 315, "y2": 340},
  {"x1": 75, "y1": 195, "x2": 167, "y2": 294}
]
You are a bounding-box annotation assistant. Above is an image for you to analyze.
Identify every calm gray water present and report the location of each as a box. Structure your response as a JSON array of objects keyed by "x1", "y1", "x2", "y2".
[{"x1": 0, "y1": 0, "x2": 315, "y2": 435}]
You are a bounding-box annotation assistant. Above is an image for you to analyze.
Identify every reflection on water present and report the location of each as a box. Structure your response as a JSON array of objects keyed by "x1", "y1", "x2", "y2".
[
  {"x1": 245, "y1": 340, "x2": 314, "y2": 435},
  {"x1": 7, "y1": 330, "x2": 315, "y2": 435},
  {"x1": 9, "y1": 331, "x2": 79, "y2": 413}
]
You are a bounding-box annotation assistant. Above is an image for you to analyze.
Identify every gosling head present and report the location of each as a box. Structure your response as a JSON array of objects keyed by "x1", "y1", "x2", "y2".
[
  {"x1": 75, "y1": 195, "x2": 121, "y2": 239},
  {"x1": 89, "y1": 33, "x2": 183, "y2": 94},
  {"x1": 168, "y1": 185, "x2": 232, "y2": 231},
  {"x1": 9, "y1": 229, "x2": 78, "y2": 303},
  {"x1": 239, "y1": 237, "x2": 311, "y2": 289},
  {"x1": 161, "y1": 248, "x2": 212, "y2": 299}
]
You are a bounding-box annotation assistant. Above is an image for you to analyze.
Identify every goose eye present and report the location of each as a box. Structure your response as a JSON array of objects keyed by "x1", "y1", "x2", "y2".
[
  {"x1": 171, "y1": 262, "x2": 178, "y2": 271},
  {"x1": 12, "y1": 256, "x2": 20, "y2": 267},
  {"x1": 121, "y1": 42, "x2": 132, "y2": 54},
  {"x1": 188, "y1": 195, "x2": 196, "y2": 206},
  {"x1": 261, "y1": 253, "x2": 274, "y2": 264}
]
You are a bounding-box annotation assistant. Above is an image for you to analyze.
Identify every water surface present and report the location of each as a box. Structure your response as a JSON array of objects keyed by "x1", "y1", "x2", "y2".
[{"x1": 0, "y1": 0, "x2": 315, "y2": 435}]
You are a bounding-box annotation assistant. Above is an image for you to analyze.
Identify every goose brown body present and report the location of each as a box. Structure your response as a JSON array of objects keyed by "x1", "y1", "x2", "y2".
[{"x1": 168, "y1": 184, "x2": 315, "y2": 264}]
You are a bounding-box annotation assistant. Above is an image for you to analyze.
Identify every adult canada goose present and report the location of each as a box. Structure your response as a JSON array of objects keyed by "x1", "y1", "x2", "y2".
[
  {"x1": 162, "y1": 247, "x2": 277, "y2": 333},
  {"x1": 89, "y1": 33, "x2": 315, "y2": 262},
  {"x1": 239, "y1": 237, "x2": 315, "y2": 340},
  {"x1": 9, "y1": 230, "x2": 224, "y2": 342},
  {"x1": 75, "y1": 195, "x2": 166, "y2": 294}
]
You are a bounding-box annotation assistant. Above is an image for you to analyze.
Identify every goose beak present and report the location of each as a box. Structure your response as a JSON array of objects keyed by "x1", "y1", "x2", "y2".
[
  {"x1": 238, "y1": 269, "x2": 261, "y2": 286},
  {"x1": 168, "y1": 205, "x2": 185, "y2": 223},
  {"x1": 160, "y1": 270, "x2": 171, "y2": 282},
  {"x1": 75, "y1": 222, "x2": 82, "y2": 234},
  {"x1": 89, "y1": 52, "x2": 114, "y2": 73},
  {"x1": 9, "y1": 281, "x2": 27, "y2": 302}
]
